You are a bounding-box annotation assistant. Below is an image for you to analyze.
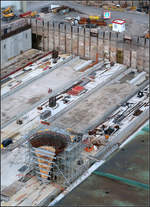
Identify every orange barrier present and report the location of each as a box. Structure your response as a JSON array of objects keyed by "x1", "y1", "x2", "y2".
[{"x1": 84, "y1": 145, "x2": 94, "y2": 152}]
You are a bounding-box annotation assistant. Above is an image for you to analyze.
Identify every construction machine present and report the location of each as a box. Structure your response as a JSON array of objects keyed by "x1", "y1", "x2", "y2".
[
  {"x1": 20, "y1": 11, "x2": 37, "y2": 18},
  {"x1": 2, "y1": 7, "x2": 15, "y2": 21},
  {"x1": 78, "y1": 17, "x2": 107, "y2": 26}
]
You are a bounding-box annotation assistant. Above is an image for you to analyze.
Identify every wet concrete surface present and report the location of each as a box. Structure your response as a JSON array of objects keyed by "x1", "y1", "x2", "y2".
[{"x1": 57, "y1": 123, "x2": 149, "y2": 206}]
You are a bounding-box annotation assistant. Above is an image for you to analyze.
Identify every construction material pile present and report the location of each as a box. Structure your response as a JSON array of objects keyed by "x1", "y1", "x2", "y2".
[{"x1": 78, "y1": 17, "x2": 107, "y2": 26}]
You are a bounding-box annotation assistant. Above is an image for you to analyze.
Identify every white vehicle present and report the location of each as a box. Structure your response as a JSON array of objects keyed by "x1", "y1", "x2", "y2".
[{"x1": 64, "y1": 16, "x2": 72, "y2": 21}]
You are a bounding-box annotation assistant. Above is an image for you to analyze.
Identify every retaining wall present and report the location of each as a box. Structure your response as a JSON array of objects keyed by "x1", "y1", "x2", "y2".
[
  {"x1": 1, "y1": 28, "x2": 32, "y2": 68},
  {"x1": 30, "y1": 19, "x2": 149, "y2": 73}
]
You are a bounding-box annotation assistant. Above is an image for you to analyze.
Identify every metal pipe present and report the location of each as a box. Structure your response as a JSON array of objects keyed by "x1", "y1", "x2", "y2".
[
  {"x1": 31, "y1": 150, "x2": 56, "y2": 159},
  {"x1": 31, "y1": 160, "x2": 53, "y2": 168},
  {"x1": 33, "y1": 156, "x2": 55, "y2": 164},
  {"x1": 32, "y1": 147, "x2": 55, "y2": 155}
]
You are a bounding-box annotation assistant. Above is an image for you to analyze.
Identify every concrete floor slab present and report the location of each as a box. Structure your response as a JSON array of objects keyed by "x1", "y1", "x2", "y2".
[
  {"x1": 50, "y1": 83, "x2": 136, "y2": 133},
  {"x1": 1, "y1": 57, "x2": 89, "y2": 126}
]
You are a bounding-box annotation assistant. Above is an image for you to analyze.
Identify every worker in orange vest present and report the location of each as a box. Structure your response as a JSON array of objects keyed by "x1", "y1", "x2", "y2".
[{"x1": 105, "y1": 134, "x2": 109, "y2": 142}]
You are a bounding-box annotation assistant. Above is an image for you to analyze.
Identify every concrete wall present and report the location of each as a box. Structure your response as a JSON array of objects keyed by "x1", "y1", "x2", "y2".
[
  {"x1": 1, "y1": 29, "x2": 32, "y2": 68},
  {"x1": 31, "y1": 20, "x2": 149, "y2": 73}
]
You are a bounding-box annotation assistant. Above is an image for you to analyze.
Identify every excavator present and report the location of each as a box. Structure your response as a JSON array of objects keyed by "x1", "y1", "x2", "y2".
[{"x1": 2, "y1": 7, "x2": 15, "y2": 21}]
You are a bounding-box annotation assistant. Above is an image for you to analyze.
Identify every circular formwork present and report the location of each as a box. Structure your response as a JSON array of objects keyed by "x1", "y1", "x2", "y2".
[
  {"x1": 29, "y1": 130, "x2": 69, "y2": 154},
  {"x1": 29, "y1": 130, "x2": 70, "y2": 181}
]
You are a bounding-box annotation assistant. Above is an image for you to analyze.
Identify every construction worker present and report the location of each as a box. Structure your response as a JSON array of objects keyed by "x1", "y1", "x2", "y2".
[
  {"x1": 48, "y1": 88, "x2": 52, "y2": 93},
  {"x1": 105, "y1": 134, "x2": 109, "y2": 142}
]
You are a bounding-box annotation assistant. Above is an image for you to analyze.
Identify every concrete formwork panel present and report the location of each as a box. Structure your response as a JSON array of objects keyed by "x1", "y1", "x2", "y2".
[
  {"x1": 31, "y1": 20, "x2": 149, "y2": 71},
  {"x1": 131, "y1": 50, "x2": 137, "y2": 68},
  {"x1": 123, "y1": 49, "x2": 131, "y2": 67},
  {"x1": 144, "y1": 47, "x2": 149, "y2": 73},
  {"x1": 110, "y1": 41, "x2": 117, "y2": 62},
  {"x1": 91, "y1": 36, "x2": 98, "y2": 60},
  {"x1": 98, "y1": 38, "x2": 104, "y2": 59},
  {"x1": 66, "y1": 33, "x2": 72, "y2": 54},
  {"x1": 137, "y1": 47, "x2": 144, "y2": 71}
]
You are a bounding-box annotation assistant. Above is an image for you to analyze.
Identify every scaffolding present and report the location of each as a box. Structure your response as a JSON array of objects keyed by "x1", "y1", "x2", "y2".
[{"x1": 27, "y1": 129, "x2": 92, "y2": 187}]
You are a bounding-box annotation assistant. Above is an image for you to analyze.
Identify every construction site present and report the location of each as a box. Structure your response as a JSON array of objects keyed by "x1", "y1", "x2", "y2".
[{"x1": 1, "y1": 1, "x2": 149, "y2": 206}]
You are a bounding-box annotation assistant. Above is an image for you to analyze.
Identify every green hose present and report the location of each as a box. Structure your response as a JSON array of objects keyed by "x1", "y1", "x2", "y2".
[{"x1": 93, "y1": 171, "x2": 149, "y2": 190}]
